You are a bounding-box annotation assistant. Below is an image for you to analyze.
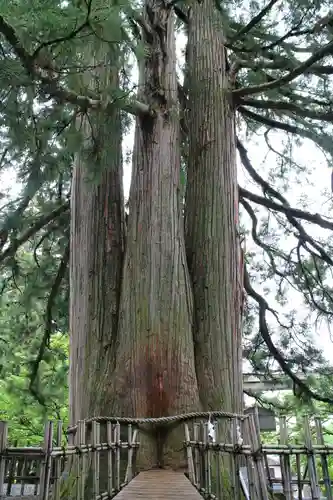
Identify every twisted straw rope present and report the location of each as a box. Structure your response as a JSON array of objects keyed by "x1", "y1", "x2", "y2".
[{"x1": 67, "y1": 410, "x2": 247, "y2": 435}]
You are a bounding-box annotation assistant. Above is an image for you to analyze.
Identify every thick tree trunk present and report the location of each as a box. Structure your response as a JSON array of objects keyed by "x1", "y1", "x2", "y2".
[
  {"x1": 108, "y1": 3, "x2": 201, "y2": 469},
  {"x1": 69, "y1": 0, "x2": 243, "y2": 484},
  {"x1": 69, "y1": 50, "x2": 124, "y2": 424},
  {"x1": 185, "y1": 0, "x2": 243, "y2": 413}
]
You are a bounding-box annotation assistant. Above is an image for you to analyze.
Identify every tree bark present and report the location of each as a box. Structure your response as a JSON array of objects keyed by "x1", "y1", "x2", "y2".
[
  {"x1": 185, "y1": 0, "x2": 243, "y2": 413},
  {"x1": 69, "y1": 0, "x2": 243, "y2": 481},
  {"x1": 108, "y1": 2, "x2": 201, "y2": 469},
  {"x1": 69, "y1": 48, "x2": 125, "y2": 424}
]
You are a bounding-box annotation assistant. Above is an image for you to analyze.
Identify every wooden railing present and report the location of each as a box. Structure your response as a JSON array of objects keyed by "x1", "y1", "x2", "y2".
[
  {"x1": 1, "y1": 412, "x2": 333, "y2": 499},
  {"x1": 0, "y1": 420, "x2": 139, "y2": 499},
  {"x1": 184, "y1": 412, "x2": 333, "y2": 500}
]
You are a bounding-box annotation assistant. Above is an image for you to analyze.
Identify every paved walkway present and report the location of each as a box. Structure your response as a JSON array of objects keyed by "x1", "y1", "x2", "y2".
[{"x1": 114, "y1": 469, "x2": 203, "y2": 500}]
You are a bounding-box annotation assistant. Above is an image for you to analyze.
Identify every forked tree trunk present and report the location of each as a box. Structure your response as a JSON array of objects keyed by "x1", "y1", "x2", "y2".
[
  {"x1": 69, "y1": 0, "x2": 243, "y2": 482},
  {"x1": 185, "y1": 0, "x2": 243, "y2": 413},
  {"x1": 109, "y1": 2, "x2": 200, "y2": 469}
]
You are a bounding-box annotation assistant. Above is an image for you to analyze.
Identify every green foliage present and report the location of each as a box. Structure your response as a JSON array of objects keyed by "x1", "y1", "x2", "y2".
[
  {"x1": 256, "y1": 390, "x2": 333, "y2": 491},
  {"x1": 0, "y1": 249, "x2": 68, "y2": 444}
]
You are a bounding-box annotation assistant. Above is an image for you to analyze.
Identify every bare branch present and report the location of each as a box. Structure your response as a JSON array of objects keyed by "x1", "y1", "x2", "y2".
[
  {"x1": 238, "y1": 106, "x2": 333, "y2": 155},
  {"x1": 240, "y1": 196, "x2": 294, "y2": 277},
  {"x1": 239, "y1": 188, "x2": 333, "y2": 232},
  {"x1": 237, "y1": 137, "x2": 287, "y2": 201}
]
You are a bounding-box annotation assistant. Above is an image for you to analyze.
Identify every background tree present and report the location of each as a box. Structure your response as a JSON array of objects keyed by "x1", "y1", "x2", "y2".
[
  {"x1": 0, "y1": 248, "x2": 68, "y2": 444},
  {"x1": 0, "y1": 0, "x2": 333, "y2": 477}
]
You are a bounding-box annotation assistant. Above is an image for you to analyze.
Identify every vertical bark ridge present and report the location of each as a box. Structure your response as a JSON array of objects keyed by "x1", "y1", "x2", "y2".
[
  {"x1": 185, "y1": 0, "x2": 242, "y2": 413},
  {"x1": 110, "y1": 1, "x2": 200, "y2": 468},
  {"x1": 69, "y1": 49, "x2": 124, "y2": 424}
]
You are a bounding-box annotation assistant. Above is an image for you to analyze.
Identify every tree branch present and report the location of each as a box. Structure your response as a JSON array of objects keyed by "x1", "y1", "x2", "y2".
[
  {"x1": 295, "y1": 241, "x2": 333, "y2": 317},
  {"x1": 237, "y1": 58, "x2": 333, "y2": 76},
  {"x1": 32, "y1": 0, "x2": 93, "y2": 59},
  {"x1": 233, "y1": 39, "x2": 333, "y2": 97},
  {"x1": 238, "y1": 106, "x2": 333, "y2": 156},
  {"x1": 239, "y1": 188, "x2": 333, "y2": 232},
  {"x1": 231, "y1": 0, "x2": 280, "y2": 41},
  {"x1": 0, "y1": 202, "x2": 70, "y2": 264},
  {"x1": 29, "y1": 242, "x2": 70, "y2": 407},
  {"x1": 173, "y1": 5, "x2": 188, "y2": 24},
  {"x1": 240, "y1": 196, "x2": 294, "y2": 279},
  {"x1": 241, "y1": 98, "x2": 333, "y2": 122},
  {"x1": 244, "y1": 266, "x2": 333, "y2": 405},
  {"x1": 0, "y1": 15, "x2": 152, "y2": 117},
  {"x1": 237, "y1": 138, "x2": 333, "y2": 270}
]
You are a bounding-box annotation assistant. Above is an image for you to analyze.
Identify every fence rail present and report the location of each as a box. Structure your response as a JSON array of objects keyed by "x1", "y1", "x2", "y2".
[
  {"x1": 184, "y1": 412, "x2": 333, "y2": 500},
  {"x1": 1, "y1": 412, "x2": 333, "y2": 499},
  {"x1": 0, "y1": 420, "x2": 139, "y2": 500}
]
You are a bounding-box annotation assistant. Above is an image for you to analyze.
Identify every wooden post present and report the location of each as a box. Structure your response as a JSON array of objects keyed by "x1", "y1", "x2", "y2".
[
  {"x1": 315, "y1": 416, "x2": 332, "y2": 500},
  {"x1": 214, "y1": 420, "x2": 222, "y2": 500},
  {"x1": 243, "y1": 417, "x2": 256, "y2": 499},
  {"x1": 279, "y1": 416, "x2": 293, "y2": 500},
  {"x1": 53, "y1": 421, "x2": 63, "y2": 500},
  {"x1": 125, "y1": 427, "x2": 137, "y2": 484},
  {"x1": 203, "y1": 421, "x2": 211, "y2": 496},
  {"x1": 96, "y1": 422, "x2": 100, "y2": 495},
  {"x1": 127, "y1": 424, "x2": 132, "y2": 483},
  {"x1": 75, "y1": 420, "x2": 82, "y2": 500},
  {"x1": 115, "y1": 422, "x2": 120, "y2": 491},
  {"x1": 303, "y1": 416, "x2": 321, "y2": 499},
  {"x1": 107, "y1": 421, "x2": 113, "y2": 496},
  {"x1": 232, "y1": 417, "x2": 241, "y2": 499},
  {"x1": 295, "y1": 453, "x2": 302, "y2": 500},
  {"x1": 40, "y1": 421, "x2": 53, "y2": 500},
  {"x1": 6, "y1": 439, "x2": 17, "y2": 495},
  {"x1": 184, "y1": 423, "x2": 195, "y2": 484},
  {"x1": 246, "y1": 414, "x2": 270, "y2": 499},
  {"x1": 193, "y1": 423, "x2": 200, "y2": 490},
  {"x1": 251, "y1": 412, "x2": 269, "y2": 500},
  {"x1": 19, "y1": 442, "x2": 29, "y2": 496},
  {"x1": 34, "y1": 458, "x2": 40, "y2": 496},
  {"x1": 0, "y1": 421, "x2": 8, "y2": 498},
  {"x1": 92, "y1": 421, "x2": 98, "y2": 500},
  {"x1": 78, "y1": 421, "x2": 86, "y2": 500}
]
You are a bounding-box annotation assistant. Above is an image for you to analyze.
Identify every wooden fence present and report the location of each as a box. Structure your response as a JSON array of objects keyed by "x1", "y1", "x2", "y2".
[
  {"x1": 0, "y1": 420, "x2": 139, "y2": 499},
  {"x1": 1, "y1": 413, "x2": 333, "y2": 499},
  {"x1": 185, "y1": 413, "x2": 333, "y2": 499}
]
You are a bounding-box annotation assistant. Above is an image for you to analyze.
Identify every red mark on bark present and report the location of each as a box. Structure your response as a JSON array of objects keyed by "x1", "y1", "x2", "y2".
[
  {"x1": 131, "y1": 336, "x2": 183, "y2": 418},
  {"x1": 147, "y1": 371, "x2": 169, "y2": 418}
]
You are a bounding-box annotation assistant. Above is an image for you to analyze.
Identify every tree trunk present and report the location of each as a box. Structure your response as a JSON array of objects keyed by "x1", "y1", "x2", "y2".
[
  {"x1": 109, "y1": 2, "x2": 201, "y2": 469},
  {"x1": 69, "y1": 47, "x2": 125, "y2": 424},
  {"x1": 185, "y1": 0, "x2": 243, "y2": 413},
  {"x1": 69, "y1": 0, "x2": 243, "y2": 482}
]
